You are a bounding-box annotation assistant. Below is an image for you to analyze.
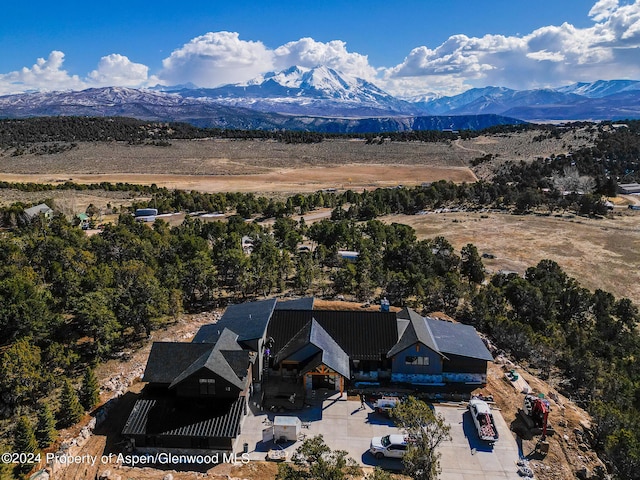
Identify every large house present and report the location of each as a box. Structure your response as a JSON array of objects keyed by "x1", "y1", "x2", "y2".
[{"x1": 123, "y1": 297, "x2": 492, "y2": 452}]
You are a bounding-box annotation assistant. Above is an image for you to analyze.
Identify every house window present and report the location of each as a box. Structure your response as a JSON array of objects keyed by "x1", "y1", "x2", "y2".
[
  {"x1": 405, "y1": 356, "x2": 429, "y2": 366},
  {"x1": 199, "y1": 378, "x2": 216, "y2": 395}
]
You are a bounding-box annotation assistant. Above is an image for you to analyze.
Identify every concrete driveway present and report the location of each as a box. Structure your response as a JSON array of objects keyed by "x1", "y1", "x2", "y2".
[
  {"x1": 435, "y1": 404, "x2": 522, "y2": 480},
  {"x1": 237, "y1": 392, "x2": 400, "y2": 467},
  {"x1": 236, "y1": 394, "x2": 522, "y2": 478}
]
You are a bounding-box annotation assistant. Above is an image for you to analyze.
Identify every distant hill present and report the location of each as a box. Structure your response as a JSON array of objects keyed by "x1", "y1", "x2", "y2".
[
  {"x1": 415, "y1": 80, "x2": 640, "y2": 121},
  {"x1": 3, "y1": 67, "x2": 640, "y2": 128},
  {"x1": 0, "y1": 86, "x2": 524, "y2": 133}
]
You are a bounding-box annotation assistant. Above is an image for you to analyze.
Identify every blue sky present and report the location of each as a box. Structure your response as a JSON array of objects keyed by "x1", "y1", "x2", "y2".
[{"x1": 1, "y1": 0, "x2": 639, "y2": 97}]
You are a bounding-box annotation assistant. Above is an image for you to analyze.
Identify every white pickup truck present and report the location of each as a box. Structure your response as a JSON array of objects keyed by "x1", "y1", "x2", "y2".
[{"x1": 468, "y1": 397, "x2": 499, "y2": 443}]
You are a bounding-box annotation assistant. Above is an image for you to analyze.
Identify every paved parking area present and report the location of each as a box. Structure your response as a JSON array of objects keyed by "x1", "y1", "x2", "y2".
[
  {"x1": 237, "y1": 392, "x2": 402, "y2": 468},
  {"x1": 436, "y1": 404, "x2": 522, "y2": 480},
  {"x1": 236, "y1": 394, "x2": 522, "y2": 478}
]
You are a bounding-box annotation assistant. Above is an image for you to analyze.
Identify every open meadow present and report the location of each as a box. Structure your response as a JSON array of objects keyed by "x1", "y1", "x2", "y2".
[
  {"x1": 1, "y1": 130, "x2": 633, "y2": 305},
  {"x1": 386, "y1": 210, "x2": 640, "y2": 304},
  {"x1": 0, "y1": 138, "x2": 476, "y2": 194}
]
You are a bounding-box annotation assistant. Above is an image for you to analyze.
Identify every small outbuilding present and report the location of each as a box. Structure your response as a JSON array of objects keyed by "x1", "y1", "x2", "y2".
[
  {"x1": 273, "y1": 416, "x2": 302, "y2": 442},
  {"x1": 24, "y1": 203, "x2": 54, "y2": 221}
]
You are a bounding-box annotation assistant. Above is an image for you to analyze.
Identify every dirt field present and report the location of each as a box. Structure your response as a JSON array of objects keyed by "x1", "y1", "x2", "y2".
[
  {"x1": 482, "y1": 360, "x2": 603, "y2": 480},
  {"x1": 0, "y1": 139, "x2": 478, "y2": 196},
  {"x1": 0, "y1": 164, "x2": 475, "y2": 195},
  {"x1": 384, "y1": 210, "x2": 640, "y2": 303}
]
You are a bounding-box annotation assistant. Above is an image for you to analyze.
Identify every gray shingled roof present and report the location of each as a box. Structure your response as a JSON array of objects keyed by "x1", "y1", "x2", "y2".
[
  {"x1": 388, "y1": 308, "x2": 442, "y2": 358},
  {"x1": 169, "y1": 328, "x2": 248, "y2": 390},
  {"x1": 426, "y1": 317, "x2": 493, "y2": 361},
  {"x1": 143, "y1": 329, "x2": 250, "y2": 391},
  {"x1": 274, "y1": 319, "x2": 350, "y2": 378},
  {"x1": 142, "y1": 343, "x2": 213, "y2": 384},
  {"x1": 309, "y1": 319, "x2": 350, "y2": 378},
  {"x1": 274, "y1": 321, "x2": 313, "y2": 364},
  {"x1": 388, "y1": 308, "x2": 493, "y2": 362},
  {"x1": 193, "y1": 298, "x2": 277, "y2": 344},
  {"x1": 275, "y1": 297, "x2": 315, "y2": 310}
]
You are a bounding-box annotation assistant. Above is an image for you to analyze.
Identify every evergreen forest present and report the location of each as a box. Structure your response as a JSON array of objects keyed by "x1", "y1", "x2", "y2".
[{"x1": 0, "y1": 118, "x2": 640, "y2": 478}]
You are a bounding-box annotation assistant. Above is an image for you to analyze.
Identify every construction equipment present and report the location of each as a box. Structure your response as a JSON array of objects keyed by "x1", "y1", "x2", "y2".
[
  {"x1": 518, "y1": 395, "x2": 555, "y2": 456},
  {"x1": 522, "y1": 394, "x2": 552, "y2": 438},
  {"x1": 519, "y1": 394, "x2": 554, "y2": 455}
]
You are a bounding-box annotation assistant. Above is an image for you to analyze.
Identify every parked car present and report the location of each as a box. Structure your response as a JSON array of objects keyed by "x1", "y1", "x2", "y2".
[
  {"x1": 369, "y1": 434, "x2": 408, "y2": 459},
  {"x1": 373, "y1": 396, "x2": 400, "y2": 416}
]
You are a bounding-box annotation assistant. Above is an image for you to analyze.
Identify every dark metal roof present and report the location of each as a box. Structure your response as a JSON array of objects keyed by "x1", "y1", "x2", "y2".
[
  {"x1": 388, "y1": 308, "x2": 441, "y2": 357},
  {"x1": 122, "y1": 397, "x2": 245, "y2": 439},
  {"x1": 426, "y1": 317, "x2": 493, "y2": 362},
  {"x1": 193, "y1": 298, "x2": 277, "y2": 344},
  {"x1": 268, "y1": 310, "x2": 398, "y2": 361},
  {"x1": 275, "y1": 297, "x2": 315, "y2": 310},
  {"x1": 142, "y1": 343, "x2": 213, "y2": 384}
]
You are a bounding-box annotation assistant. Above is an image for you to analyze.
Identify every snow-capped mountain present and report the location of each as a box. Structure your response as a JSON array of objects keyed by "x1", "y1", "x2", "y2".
[
  {"x1": 414, "y1": 80, "x2": 640, "y2": 120},
  {"x1": 2, "y1": 73, "x2": 640, "y2": 128},
  {"x1": 0, "y1": 85, "x2": 523, "y2": 132},
  {"x1": 169, "y1": 65, "x2": 421, "y2": 117},
  {"x1": 555, "y1": 80, "x2": 640, "y2": 98},
  {"x1": 0, "y1": 87, "x2": 306, "y2": 130}
]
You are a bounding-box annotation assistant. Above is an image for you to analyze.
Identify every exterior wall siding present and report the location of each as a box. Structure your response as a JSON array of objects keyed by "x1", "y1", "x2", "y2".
[
  {"x1": 175, "y1": 369, "x2": 241, "y2": 399},
  {"x1": 391, "y1": 343, "x2": 443, "y2": 376},
  {"x1": 391, "y1": 373, "x2": 444, "y2": 385},
  {"x1": 443, "y1": 354, "x2": 487, "y2": 374},
  {"x1": 442, "y1": 372, "x2": 487, "y2": 384}
]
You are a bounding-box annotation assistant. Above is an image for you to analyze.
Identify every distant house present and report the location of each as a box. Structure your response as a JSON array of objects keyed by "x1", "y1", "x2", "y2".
[
  {"x1": 619, "y1": 183, "x2": 640, "y2": 194},
  {"x1": 241, "y1": 236, "x2": 254, "y2": 254},
  {"x1": 123, "y1": 297, "x2": 492, "y2": 453},
  {"x1": 134, "y1": 208, "x2": 158, "y2": 223},
  {"x1": 337, "y1": 250, "x2": 359, "y2": 261},
  {"x1": 76, "y1": 213, "x2": 90, "y2": 230},
  {"x1": 24, "y1": 203, "x2": 53, "y2": 221}
]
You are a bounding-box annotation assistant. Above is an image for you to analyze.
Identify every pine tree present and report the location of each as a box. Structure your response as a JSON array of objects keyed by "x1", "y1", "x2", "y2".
[
  {"x1": 13, "y1": 415, "x2": 38, "y2": 475},
  {"x1": 80, "y1": 368, "x2": 100, "y2": 411},
  {"x1": 14, "y1": 416, "x2": 38, "y2": 453},
  {"x1": 57, "y1": 379, "x2": 84, "y2": 428},
  {"x1": 35, "y1": 404, "x2": 57, "y2": 448}
]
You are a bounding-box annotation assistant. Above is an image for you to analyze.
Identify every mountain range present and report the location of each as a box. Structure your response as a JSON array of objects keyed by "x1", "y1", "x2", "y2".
[{"x1": 1, "y1": 65, "x2": 639, "y2": 132}]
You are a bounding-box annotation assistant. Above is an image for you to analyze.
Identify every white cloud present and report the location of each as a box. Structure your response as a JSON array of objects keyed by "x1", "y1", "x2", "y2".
[
  {"x1": 2, "y1": 1, "x2": 640, "y2": 98},
  {"x1": 381, "y1": 0, "x2": 640, "y2": 97},
  {"x1": 88, "y1": 54, "x2": 149, "y2": 87},
  {"x1": 159, "y1": 31, "x2": 273, "y2": 87},
  {"x1": 273, "y1": 38, "x2": 377, "y2": 80},
  {"x1": 526, "y1": 50, "x2": 565, "y2": 62},
  {"x1": 157, "y1": 33, "x2": 378, "y2": 87},
  {"x1": 0, "y1": 51, "x2": 85, "y2": 95},
  {"x1": 589, "y1": 0, "x2": 620, "y2": 22}
]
